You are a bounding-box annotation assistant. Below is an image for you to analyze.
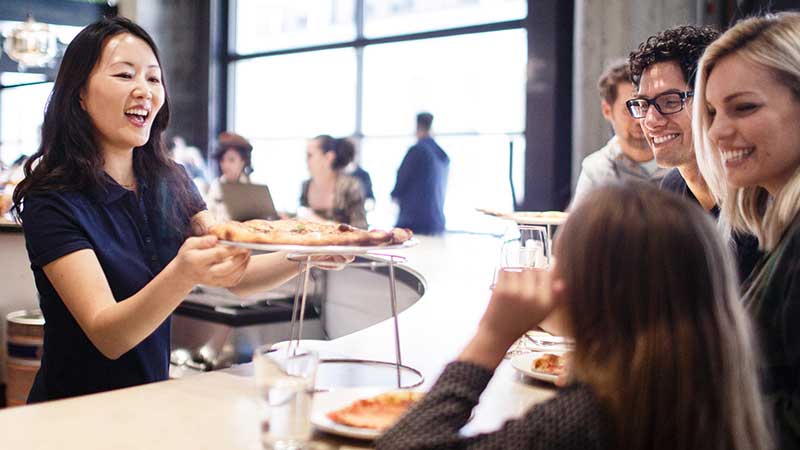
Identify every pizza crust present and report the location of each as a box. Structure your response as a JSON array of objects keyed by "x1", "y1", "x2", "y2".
[{"x1": 209, "y1": 219, "x2": 413, "y2": 247}]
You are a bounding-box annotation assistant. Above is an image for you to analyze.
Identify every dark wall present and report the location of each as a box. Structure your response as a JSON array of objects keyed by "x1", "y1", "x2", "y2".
[
  {"x1": 134, "y1": 0, "x2": 212, "y2": 157},
  {"x1": 522, "y1": 0, "x2": 574, "y2": 211}
]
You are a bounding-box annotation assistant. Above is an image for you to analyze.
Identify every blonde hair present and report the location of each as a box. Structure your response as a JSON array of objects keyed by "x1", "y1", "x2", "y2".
[
  {"x1": 694, "y1": 12, "x2": 800, "y2": 250},
  {"x1": 558, "y1": 183, "x2": 772, "y2": 450}
]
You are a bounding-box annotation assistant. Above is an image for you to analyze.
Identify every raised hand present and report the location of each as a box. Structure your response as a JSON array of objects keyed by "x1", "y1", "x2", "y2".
[{"x1": 173, "y1": 235, "x2": 251, "y2": 287}]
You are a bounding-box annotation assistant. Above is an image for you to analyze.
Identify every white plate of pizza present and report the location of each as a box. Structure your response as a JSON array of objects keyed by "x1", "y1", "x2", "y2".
[
  {"x1": 477, "y1": 209, "x2": 568, "y2": 226},
  {"x1": 510, "y1": 351, "x2": 569, "y2": 385},
  {"x1": 210, "y1": 219, "x2": 417, "y2": 254},
  {"x1": 219, "y1": 238, "x2": 418, "y2": 254},
  {"x1": 311, "y1": 388, "x2": 424, "y2": 440}
]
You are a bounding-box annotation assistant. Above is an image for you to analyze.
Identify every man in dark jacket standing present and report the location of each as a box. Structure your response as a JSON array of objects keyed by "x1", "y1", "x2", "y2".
[{"x1": 391, "y1": 112, "x2": 450, "y2": 234}]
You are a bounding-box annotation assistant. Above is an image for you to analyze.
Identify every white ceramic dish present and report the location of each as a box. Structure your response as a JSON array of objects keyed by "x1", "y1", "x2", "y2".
[
  {"x1": 510, "y1": 351, "x2": 565, "y2": 385},
  {"x1": 311, "y1": 387, "x2": 405, "y2": 440},
  {"x1": 219, "y1": 237, "x2": 419, "y2": 255}
]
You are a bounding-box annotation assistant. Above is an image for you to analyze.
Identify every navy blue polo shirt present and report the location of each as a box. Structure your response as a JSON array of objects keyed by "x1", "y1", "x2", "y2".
[{"x1": 20, "y1": 173, "x2": 205, "y2": 402}]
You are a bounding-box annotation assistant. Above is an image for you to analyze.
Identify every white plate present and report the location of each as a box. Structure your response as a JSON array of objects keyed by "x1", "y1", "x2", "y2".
[
  {"x1": 510, "y1": 352, "x2": 565, "y2": 384},
  {"x1": 505, "y1": 213, "x2": 567, "y2": 226},
  {"x1": 311, "y1": 387, "x2": 416, "y2": 440},
  {"x1": 219, "y1": 238, "x2": 419, "y2": 255}
]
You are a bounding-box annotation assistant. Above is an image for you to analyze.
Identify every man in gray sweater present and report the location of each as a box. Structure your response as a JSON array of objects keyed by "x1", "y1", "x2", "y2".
[{"x1": 572, "y1": 60, "x2": 669, "y2": 206}]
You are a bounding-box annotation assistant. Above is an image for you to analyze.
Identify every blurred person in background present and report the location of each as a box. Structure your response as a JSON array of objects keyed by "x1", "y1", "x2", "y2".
[
  {"x1": 169, "y1": 135, "x2": 207, "y2": 193},
  {"x1": 694, "y1": 12, "x2": 800, "y2": 448},
  {"x1": 1, "y1": 155, "x2": 29, "y2": 218},
  {"x1": 206, "y1": 131, "x2": 253, "y2": 222},
  {"x1": 345, "y1": 146, "x2": 375, "y2": 210},
  {"x1": 300, "y1": 135, "x2": 367, "y2": 228},
  {"x1": 391, "y1": 112, "x2": 449, "y2": 234},
  {"x1": 571, "y1": 59, "x2": 668, "y2": 206}
]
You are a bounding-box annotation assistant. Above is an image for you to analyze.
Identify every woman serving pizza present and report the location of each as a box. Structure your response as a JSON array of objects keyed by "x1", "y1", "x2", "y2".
[{"x1": 10, "y1": 17, "x2": 325, "y2": 403}]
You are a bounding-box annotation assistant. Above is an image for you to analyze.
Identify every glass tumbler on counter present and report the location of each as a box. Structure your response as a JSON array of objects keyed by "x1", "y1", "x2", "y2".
[
  {"x1": 491, "y1": 224, "x2": 549, "y2": 289},
  {"x1": 254, "y1": 346, "x2": 319, "y2": 450}
]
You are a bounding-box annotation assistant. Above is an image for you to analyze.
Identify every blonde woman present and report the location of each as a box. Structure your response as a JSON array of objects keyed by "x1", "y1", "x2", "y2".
[
  {"x1": 694, "y1": 12, "x2": 800, "y2": 448},
  {"x1": 377, "y1": 183, "x2": 771, "y2": 450}
]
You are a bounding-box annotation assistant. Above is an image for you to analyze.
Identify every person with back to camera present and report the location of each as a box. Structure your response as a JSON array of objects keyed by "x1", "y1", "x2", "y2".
[
  {"x1": 377, "y1": 182, "x2": 772, "y2": 450},
  {"x1": 391, "y1": 112, "x2": 449, "y2": 235},
  {"x1": 206, "y1": 131, "x2": 254, "y2": 222},
  {"x1": 300, "y1": 135, "x2": 367, "y2": 229},
  {"x1": 11, "y1": 16, "x2": 342, "y2": 403},
  {"x1": 694, "y1": 12, "x2": 800, "y2": 448}
]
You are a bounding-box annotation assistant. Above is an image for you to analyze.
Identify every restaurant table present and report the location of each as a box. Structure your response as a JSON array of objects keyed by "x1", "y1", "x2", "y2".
[{"x1": 0, "y1": 233, "x2": 557, "y2": 449}]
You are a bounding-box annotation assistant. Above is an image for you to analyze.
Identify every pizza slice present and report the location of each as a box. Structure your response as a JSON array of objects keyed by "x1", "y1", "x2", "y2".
[
  {"x1": 532, "y1": 353, "x2": 568, "y2": 375},
  {"x1": 326, "y1": 391, "x2": 425, "y2": 430}
]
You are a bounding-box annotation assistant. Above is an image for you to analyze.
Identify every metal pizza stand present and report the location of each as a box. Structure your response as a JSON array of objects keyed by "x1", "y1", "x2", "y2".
[{"x1": 221, "y1": 238, "x2": 423, "y2": 389}]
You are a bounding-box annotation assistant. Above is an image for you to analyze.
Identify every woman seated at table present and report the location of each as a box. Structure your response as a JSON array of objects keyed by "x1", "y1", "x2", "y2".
[
  {"x1": 694, "y1": 12, "x2": 800, "y2": 448},
  {"x1": 300, "y1": 135, "x2": 367, "y2": 229},
  {"x1": 377, "y1": 183, "x2": 771, "y2": 450},
  {"x1": 206, "y1": 131, "x2": 253, "y2": 222}
]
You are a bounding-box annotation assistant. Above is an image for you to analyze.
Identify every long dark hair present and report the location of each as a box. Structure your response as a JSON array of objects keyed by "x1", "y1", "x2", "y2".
[
  {"x1": 13, "y1": 16, "x2": 197, "y2": 236},
  {"x1": 314, "y1": 135, "x2": 355, "y2": 170},
  {"x1": 558, "y1": 183, "x2": 771, "y2": 450}
]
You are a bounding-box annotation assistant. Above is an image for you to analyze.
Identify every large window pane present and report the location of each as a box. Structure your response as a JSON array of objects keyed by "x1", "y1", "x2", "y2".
[
  {"x1": 364, "y1": 0, "x2": 526, "y2": 38},
  {"x1": 361, "y1": 29, "x2": 526, "y2": 136},
  {"x1": 247, "y1": 138, "x2": 308, "y2": 214},
  {"x1": 234, "y1": 0, "x2": 356, "y2": 54},
  {"x1": 232, "y1": 48, "x2": 357, "y2": 140},
  {"x1": 0, "y1": 80, "x2": 52, "y2": 165}
]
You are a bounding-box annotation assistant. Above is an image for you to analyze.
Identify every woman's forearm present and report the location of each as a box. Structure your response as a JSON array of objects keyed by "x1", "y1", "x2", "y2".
[{"x1": 86, "y1": 260, "x2": 195, "y2": 359}]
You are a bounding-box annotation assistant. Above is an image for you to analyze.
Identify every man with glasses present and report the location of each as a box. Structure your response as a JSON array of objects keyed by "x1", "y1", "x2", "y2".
[
  {"x1": 628, "y1": 25, "x2": 760, "y2": 283},
  {"x1": 571, "y1": 60, "x2": 669, "y2": 207}
]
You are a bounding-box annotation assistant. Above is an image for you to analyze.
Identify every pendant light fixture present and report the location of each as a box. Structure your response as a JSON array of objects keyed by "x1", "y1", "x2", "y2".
[{"x1": 3, "y1": 14, "x2": 58, "y2": 71}]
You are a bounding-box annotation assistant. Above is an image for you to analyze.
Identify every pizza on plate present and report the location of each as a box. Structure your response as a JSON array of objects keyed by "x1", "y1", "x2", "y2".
[
  {"x1": 532, "y1": 353, "x2": 569, "y2": 375},
  {"x1": 326, "y1": 391, "x2": 425, "y2": 430},
  {"x1": 209, "y1": 219, "x2": 413, "y2": 247}
]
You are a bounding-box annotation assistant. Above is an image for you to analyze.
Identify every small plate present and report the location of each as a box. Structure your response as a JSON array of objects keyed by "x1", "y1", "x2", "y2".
[
  {"x1": 510, "y1": 352, "x2": 565, "y2": 384},
  {"x1": 311, "y1": 387, "x2": 399, "y2": 440},
  {"x1": 219, "y1": 238, "x2": 418, "y2": 255}
]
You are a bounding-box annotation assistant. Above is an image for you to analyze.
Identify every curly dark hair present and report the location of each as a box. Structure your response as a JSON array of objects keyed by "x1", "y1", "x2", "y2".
[{"x1": 629, "y1": 25, "x2": 720, "y2": 88}]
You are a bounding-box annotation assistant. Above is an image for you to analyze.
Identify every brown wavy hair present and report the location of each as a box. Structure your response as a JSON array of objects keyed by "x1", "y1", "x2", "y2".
[
  {"x1": 12, "y1": 16, "x2": 198, "y2": 236},
  {"x1": 629, "y1": 25, "x2": 720, "y2": 88},
  {"x1": 559, "y1": 182, "x2": 772, "y2": 450}
]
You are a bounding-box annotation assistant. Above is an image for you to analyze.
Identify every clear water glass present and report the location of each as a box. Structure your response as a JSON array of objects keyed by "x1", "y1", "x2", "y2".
[{"x1": 254, "y1": 346, "x2": 319, "y2": 450}]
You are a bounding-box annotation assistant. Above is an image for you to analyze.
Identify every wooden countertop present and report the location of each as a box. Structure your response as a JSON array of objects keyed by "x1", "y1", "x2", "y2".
[{"x1": 0, "y1": 233, "x2": 556, "y2": 449}]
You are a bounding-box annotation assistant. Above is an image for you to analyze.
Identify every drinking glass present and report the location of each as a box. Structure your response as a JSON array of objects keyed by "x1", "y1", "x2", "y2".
[
  {"x1": 491, "y1": 225, "x2": 549, "y2": 289},
  {"x1": 254, "y1": 346, "x2": 319, "y2": 450}
]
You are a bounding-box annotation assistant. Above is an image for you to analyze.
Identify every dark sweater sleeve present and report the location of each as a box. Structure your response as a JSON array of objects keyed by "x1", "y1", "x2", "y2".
[
  {"x1": 376, "y1": 361, "x2": 605, "y2": 450},
  {"x1": 771, "y1": 251, "x2": 800, "y2": 448}
]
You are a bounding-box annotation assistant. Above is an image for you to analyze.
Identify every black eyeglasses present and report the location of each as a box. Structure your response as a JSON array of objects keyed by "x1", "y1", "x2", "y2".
[{"x1": 625, "y1": 91, "x2": 694, "y2": 119}]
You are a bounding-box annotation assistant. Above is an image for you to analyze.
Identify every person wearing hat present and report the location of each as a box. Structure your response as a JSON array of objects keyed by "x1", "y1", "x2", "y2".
[{"x1": 206, "y1": 131, "x2": 254, "y2": 222}]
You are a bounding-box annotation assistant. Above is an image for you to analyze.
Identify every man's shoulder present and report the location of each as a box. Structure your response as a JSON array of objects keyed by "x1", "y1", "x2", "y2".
[
  {"x1": 659, "y1": 168, "x2": 686, "y2": 193},
  {"x1": 580, "y1": 144, "x2": 618, "y2": 175}
]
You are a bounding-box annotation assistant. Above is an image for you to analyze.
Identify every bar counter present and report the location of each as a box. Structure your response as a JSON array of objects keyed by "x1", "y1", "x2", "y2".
[{"x1": 0, "y1": 233, "x2": 556, "y2": 449}]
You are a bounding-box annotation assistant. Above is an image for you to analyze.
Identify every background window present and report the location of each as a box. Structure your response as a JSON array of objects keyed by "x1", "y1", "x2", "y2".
[
  {"x1": 228, "y1": 0, "x2": 527, "y2": 233},
  {"x1": 364, "y1": 0, "x2": 526, "y2": 38},
  {"x1": 232, "y1": 49, "x2": 357, "y2": 212},
  {"x1": 361, "y1": 29, "x2": 527, "y2": 231},
  {"x1": 234, "y1": 0, "x2": 356, "y2": 54},
  {"x1": 0, "y1": 74, "x2": 52, "y2": 166}
]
